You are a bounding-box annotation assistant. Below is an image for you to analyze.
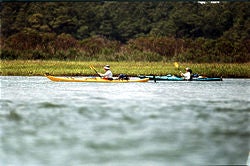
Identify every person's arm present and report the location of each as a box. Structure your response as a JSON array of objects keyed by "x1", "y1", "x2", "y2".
[
  {"x1": 98, "y1": 71, "x2": 110, "y2": 77},
  {"x1": 180, "y1": 71, "x2": 184, "y2": 76},
  {"x1": 98, "y1": 72, "x2": 105, "y2": 77}
]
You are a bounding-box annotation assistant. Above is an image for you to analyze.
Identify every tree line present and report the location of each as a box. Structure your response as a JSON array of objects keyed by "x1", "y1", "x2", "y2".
[{"x1": 1, "y1": 2, "x2": 249, "y2": 62}]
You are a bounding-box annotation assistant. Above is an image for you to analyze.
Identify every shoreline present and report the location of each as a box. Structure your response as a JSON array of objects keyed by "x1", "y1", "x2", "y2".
[{"x1": 1, "y1": 60, "x2": 250, "y2": 78}]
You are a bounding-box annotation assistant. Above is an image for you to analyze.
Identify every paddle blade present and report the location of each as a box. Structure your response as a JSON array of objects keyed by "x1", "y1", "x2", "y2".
[{"x1": 174, "y1": 62, "x2": 179, "y2": 69}]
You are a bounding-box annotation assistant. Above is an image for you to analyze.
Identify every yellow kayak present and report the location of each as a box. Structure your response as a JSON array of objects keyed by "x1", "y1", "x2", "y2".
[{"x1": 45, "y1": 75, "x2": 149, "y2": 83}]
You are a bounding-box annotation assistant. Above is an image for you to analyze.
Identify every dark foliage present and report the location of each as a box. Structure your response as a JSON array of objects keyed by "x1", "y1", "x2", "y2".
[{"x1": 1, "y1": 2, "x2": 249, "y2": 62}]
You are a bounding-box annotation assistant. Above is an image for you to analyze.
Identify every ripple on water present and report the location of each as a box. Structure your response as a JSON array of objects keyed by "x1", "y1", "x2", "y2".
[
  {"x1": 38, "y1": 101, "x2": 67, "y2": 109},
  {"x1": 6, "y1": 110, "x2": 22, "y2": 121}
]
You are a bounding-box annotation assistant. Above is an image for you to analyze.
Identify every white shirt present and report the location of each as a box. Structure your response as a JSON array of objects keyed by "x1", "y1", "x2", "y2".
[
  {"x1": 182, "y1": 72, "x2": 191, "y2": 80},
  {"x1": 100, "y1": 70, "x2": 113, "y2": 78}
]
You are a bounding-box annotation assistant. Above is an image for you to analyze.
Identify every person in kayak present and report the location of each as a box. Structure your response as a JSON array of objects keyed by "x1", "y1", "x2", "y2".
[
  {"x1": 180, "y1": 67, "x2": 192, "y2": 80},
  {"x1": 98, "y1": 65, "x2": 113, "y2": 79}
]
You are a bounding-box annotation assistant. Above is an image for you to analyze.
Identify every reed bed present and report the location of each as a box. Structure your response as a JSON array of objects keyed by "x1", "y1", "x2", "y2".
[{"x1": 1, "y1": 60, "x2": 249, "y2": 78}]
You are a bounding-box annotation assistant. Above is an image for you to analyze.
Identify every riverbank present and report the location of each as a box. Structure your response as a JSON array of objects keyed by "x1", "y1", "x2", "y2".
[{"x1": 1, "y1": 60, "x2": 249, "y2": 78}]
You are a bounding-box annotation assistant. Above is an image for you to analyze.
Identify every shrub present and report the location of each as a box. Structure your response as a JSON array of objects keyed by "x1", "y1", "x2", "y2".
[
  {"x1": 0, "y1": 49, "x2": 19, "y2": 60},
  {"x1": 79, "y1": 36, "x2": 121, "y2": 56}
]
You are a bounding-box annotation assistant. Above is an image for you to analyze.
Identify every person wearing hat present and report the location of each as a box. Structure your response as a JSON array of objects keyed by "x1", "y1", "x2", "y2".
[
  {"x1": 180, "y1": 67, "x2": 192, "y2": 80},
  {"x1": 98, "y1": 65, "x2": 113, "y2": 79}
]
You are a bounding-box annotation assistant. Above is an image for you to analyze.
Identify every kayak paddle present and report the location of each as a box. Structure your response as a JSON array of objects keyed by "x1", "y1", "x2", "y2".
[
  {"x1": 90, "y1": 65, "x2": 102, "y2": 77},
  {"x1": 174, "y1": 62, "x2": 183, "y2": 76},
  {"x1": 174, "y1": 62, "x2": 179, "y2": 70}
]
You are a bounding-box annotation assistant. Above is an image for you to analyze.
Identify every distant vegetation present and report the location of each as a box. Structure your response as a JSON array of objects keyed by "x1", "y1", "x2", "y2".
[{"x1": 1, "y1": 2, "x2": 249, "y2": 62}]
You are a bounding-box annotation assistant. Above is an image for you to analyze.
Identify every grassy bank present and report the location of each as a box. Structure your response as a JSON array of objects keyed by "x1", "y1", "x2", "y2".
[{"x1": 1, "y1": 60, "x2": 249, "y2": 78}]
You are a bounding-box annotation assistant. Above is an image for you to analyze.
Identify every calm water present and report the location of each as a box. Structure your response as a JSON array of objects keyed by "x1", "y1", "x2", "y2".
[{"x1": 1, "y1": 76, "x2": 249, "y2": 166}]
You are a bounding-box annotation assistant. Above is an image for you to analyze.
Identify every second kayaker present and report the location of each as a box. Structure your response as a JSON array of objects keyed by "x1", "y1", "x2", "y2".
[
  {"x1": 98, "y1": 65, "x2": 113, "y2": 79},
  {"x1": 180, "y1": 67, "x2": 192, "y2": 80}
]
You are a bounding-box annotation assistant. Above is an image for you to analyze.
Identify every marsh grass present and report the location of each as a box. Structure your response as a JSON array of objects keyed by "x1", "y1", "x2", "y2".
[{"x1": 1, "y1": 60, "x2": 249, "y2": 78}]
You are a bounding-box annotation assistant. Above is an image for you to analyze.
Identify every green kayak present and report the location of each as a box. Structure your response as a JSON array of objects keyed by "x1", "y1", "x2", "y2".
[{"x1": 138, "y1": 75, "x2": 223, "y2": 81}]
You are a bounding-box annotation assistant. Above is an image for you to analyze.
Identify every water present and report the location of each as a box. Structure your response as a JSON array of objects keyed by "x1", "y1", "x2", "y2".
[{"x1": 1, "y1": 76, "x2": 249, "y2": 166}]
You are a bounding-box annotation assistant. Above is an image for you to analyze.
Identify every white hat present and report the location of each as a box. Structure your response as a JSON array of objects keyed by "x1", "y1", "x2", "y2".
[
  {"x1": 186, "y1": 67, "x2": 189, "y2": 70},
  {"x1": 104, "y1": 65, "x2": 110, "y2": 70}
]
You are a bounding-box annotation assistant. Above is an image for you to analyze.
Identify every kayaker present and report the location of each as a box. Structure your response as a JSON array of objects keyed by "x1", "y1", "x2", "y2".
[
  {"x1": 98, "y1": 65, "x2": 113, "y2": 79},
  {"x1": 180, "y1": 67, "x2": 192, "y2": 80}
]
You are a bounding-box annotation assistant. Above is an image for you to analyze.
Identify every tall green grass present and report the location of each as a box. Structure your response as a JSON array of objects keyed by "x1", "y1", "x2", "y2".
[{"x1": 1, "y1": 60, "x2": 249, "y2": 78}]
